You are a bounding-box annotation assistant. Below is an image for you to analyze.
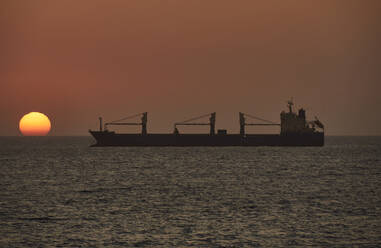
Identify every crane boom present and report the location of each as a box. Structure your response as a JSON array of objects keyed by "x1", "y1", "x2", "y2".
[
  {"x1": 239, "y1": 112, "x2": 279, "y2": 135},
  {"x1": 102, "y1": 112, "x2": 148, "y2": 135},
  {"x1": 174, "y1": 112, "x2": 216, "y2": 135}
]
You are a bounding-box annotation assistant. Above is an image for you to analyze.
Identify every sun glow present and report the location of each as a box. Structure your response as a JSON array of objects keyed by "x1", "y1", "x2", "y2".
[{"x1": 19, "y1": 112, "x2": 51, "y2": 136}]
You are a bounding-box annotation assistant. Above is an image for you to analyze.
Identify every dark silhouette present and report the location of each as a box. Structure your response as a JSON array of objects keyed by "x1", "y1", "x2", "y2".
[{"x1": 89, "y1": 101, "x2": 324, "y2": 146}]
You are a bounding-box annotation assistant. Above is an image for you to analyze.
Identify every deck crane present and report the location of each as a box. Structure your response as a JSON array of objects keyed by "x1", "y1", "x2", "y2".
[
  {"x1": 239, "y1": 112, "x2": 280, "y2": 136},
  {"x1": 102, "y1": 112, "x2": 148, "y2": 135},
  {"x1": 174, "y1": 112, "x2": 216, "y2": 135}
]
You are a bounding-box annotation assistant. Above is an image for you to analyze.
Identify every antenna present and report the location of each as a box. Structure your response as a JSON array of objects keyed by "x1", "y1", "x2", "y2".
[{"x1": 287, "y1": 97, "x2": 294, "y2": 113}]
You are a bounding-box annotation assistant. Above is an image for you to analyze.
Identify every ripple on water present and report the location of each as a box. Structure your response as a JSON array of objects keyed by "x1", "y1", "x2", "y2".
[{"x1": 0, "y1": 136, "x2": 380, "y2": 246}]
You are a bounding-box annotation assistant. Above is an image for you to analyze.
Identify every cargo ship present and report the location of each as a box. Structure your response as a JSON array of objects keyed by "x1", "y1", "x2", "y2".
[{"x1": 89, "y1": 100, "x2": 324, "y2": 146}]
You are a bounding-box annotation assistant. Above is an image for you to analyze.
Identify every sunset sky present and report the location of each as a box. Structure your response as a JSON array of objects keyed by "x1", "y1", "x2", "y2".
[{"x1": 1, "y1": 1, "x2": 380, "y2": 136}]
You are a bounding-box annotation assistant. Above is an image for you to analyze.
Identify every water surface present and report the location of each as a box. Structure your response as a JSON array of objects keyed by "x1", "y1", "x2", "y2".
[{"x1": 0, "y1": 136, "x2": 380, "y2": 247}]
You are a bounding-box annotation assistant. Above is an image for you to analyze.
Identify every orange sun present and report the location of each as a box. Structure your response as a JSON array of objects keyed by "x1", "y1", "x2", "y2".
[{"x1": 19, "y1": 112, "x2": 51, "y2": 136}]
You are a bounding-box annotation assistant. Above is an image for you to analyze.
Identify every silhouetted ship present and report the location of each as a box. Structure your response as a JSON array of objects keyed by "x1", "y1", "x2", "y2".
[{"x1": 89, "y1": 100, "x2": 324, "y2": 146}]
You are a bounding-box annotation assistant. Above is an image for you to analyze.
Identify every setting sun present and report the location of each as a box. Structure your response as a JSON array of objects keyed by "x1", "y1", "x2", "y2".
[{"x1": 19, "y1": 112, "x2": 51, "y2": 136}]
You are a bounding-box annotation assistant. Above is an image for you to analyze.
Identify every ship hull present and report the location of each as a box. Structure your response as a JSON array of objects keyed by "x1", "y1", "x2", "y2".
[{"x1": 89, "y1": 131, "x2": 324, "y2": 147}]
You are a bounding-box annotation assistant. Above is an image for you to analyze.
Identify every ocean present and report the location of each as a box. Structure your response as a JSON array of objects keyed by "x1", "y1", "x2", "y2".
[{"x1": 0, "y1": 136, "x2": 380, "y2": 247}]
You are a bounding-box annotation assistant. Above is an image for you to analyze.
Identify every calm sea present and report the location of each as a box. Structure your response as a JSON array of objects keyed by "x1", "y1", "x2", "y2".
[{"x1": 0, "y1": 136, "x2": 380, "y2": 247}]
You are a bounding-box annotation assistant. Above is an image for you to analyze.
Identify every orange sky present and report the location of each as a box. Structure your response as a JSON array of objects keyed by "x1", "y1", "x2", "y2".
[{"x1": 1, "y1": 1, "x2": 381, "y2": 135}]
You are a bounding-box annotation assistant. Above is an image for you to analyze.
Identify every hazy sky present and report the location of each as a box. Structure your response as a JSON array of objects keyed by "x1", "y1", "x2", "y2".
[{"x1": 1, "y1": 1, "x2": 380, "y2": 135}]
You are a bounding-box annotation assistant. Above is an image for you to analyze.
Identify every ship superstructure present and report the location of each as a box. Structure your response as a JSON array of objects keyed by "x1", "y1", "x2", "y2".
[{"x1": 280, "y1": 100, "x2": 324, "y2": 134}]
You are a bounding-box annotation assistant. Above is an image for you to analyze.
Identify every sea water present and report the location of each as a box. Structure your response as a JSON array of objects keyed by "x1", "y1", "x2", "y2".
[{"x1": 0, "y1": 136, "x2": 380, "y2": 247}]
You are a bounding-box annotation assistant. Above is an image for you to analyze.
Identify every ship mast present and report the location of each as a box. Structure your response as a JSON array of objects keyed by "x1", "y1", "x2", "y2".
[{"x1": 287, "y1": 99, "x2": 294, "y2": 113}]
